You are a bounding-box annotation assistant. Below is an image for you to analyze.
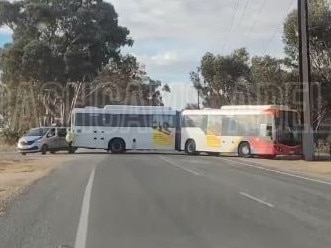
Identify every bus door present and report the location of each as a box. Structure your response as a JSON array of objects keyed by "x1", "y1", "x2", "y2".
[
  {"x1": 206, "y1": 115, "x2": 223, "y2": 152},
  {"x1": 151, "y1": 114, "x2": 176, "y2": 150},
  {"x1": 219, "y1": 117, "x2": 243, "y2": 153},
  {"x1": 175, "y1": 111, "x2": 181, "y2": 151}
]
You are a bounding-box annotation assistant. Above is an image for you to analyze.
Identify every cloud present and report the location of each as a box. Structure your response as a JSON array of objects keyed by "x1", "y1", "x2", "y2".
[
  {"x1": 0, "y1": 26, "x2": 13, "y2": 35},
  {"x1": 111, "y1": 0, "x2": 295, "y2": 44},
  {"x1": 111, "y1": 0, "x2": 295, "y2": 83},
  {"x1": 162, "y1": 82, "x2": 198, "y2": 110},
  {"x1": 109, "y1": 0, "x2": 297, "y2": 109},
  {"x1": 150, "y1": 51, "x2": 179, "y2": 66}
]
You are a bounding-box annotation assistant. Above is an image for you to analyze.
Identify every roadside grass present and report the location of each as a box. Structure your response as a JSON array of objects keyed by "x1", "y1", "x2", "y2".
[
  {"x1": 0, "y1": 139, "x2": 15, "y2": 153},
  {"x1": 0, "y1": 155, "x2": 72, "y2": 216}
]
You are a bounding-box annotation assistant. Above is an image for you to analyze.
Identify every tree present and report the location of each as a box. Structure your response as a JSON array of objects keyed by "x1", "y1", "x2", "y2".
[
  {"x1": 84, "y1": 55, "x2": 171, "y2": 107},
  {"x1": 0, "y1": 0, "x2": 133, "y2": 126},
  {"x1": 185, "y1": 103, "x2": 200, "y2": 110},
  {"x1": 190, "y1": 49, "x2": 301, "y2": 109},
  {"x1": 190, "y1": 48, "x2": 250, "y2": 108},
  {"x1": 249, "y1": 55, "x2": 300, "y2": 108},
  {"x1": 283, "y1": 0, "x2": 331, "y2": 130}
]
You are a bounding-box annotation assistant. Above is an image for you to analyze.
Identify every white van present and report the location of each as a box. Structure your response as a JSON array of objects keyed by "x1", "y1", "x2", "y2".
[{"x1": 17, "y1": 127, "x2": 77, "y2": 155}]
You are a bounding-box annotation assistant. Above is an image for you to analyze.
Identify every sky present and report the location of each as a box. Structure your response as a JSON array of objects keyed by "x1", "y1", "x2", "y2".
[{"x1": 0, "y1": 0, "x2": 297, "y2": 109}]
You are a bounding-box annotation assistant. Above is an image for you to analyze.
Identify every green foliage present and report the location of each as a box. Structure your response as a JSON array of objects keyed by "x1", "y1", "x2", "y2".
[
  {"x1": 283, "y1": 0, "x2": 331, "y2": 128},
  {"x1": 88, "y1": 55, "x2": 170, "y2": 106},
  {"x1": 0, "y1": 127, "x2": 27, "y2": 145},
  {"x1": 0, "y1": 0, "x2": 133, "y2": 84},
  {"x1": 190, "y1": 48, "x2": 250, "y2": 107},
  {"x1": 0, "y1": 0, "x2": 149, "y2": 128}
]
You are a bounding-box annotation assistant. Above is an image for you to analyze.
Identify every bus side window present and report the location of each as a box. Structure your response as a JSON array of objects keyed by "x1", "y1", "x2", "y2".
[{"x1": 103, "y1": 114, "x2": 111, "y2": 126}]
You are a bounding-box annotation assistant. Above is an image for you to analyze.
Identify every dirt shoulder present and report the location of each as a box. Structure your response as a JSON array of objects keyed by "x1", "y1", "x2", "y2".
[
  {"x1": 0, "y1": 153, "x2": 73, "y2": 215},
  {"x1": 236, "y1": 156, "x2": 331, "y2": 180}
]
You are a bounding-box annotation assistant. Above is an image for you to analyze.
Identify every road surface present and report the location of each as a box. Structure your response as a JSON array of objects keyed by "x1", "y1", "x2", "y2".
[{"x1": 0, "y1": 152, "x2": 331, "y2": 248}]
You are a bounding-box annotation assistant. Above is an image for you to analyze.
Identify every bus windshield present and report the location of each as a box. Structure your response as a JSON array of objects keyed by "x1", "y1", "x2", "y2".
[{"x1": 275, "y1": 111, "x2": 301, "y2": 146}]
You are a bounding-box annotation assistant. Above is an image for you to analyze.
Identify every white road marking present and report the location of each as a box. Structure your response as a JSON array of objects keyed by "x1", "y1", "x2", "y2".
[
  {"x1": 75, "y1": 168, "x2": 96, "y2": 248},
  {"x1": 186, "y1": 160, "x2": 209, "y2": 165},
  {"x1": 159, "y1": 156, "x2": 202, "y2": 176},
  {"x1": 219, "y1": 157, "x2": 331, "y2": 186},
  {"x1": 240, "y1": 192, "x2": 275, "y2": 208}
]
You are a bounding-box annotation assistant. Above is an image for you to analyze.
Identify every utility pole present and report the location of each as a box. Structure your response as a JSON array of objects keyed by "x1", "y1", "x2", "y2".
[
  {"x1": 197, "y1": 90, "x2": 200, "y2": 109},
  {"x1": 298, "y1": 0, "x2": 314, "y2": 161}
]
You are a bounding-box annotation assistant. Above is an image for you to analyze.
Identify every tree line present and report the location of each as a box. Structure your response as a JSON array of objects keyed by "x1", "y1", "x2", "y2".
[
  {"x1": 0, "y1": 0, "x2": 170, "y2": 140},
  {"x1": 189, "y1": 0, "x2": 331, "y2": 133}
]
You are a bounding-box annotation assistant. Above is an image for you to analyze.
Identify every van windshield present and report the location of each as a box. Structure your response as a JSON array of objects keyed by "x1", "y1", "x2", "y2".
[{"x1": 25, "y1": 128, "x2": 49, "y2": 137}]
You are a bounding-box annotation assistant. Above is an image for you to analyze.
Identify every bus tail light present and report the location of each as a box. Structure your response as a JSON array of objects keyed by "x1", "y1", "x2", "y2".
[{"x1": 275, "y1": 146, "x2": 283, "y2": 152}]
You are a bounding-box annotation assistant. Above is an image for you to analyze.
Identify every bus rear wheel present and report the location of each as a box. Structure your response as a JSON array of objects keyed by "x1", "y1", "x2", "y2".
[
  {"x1": 238, "y1": 142, "x2": 252, "y2": 158},
  {"x1": 185, "y1": 139, "x2": 197, "y2": 155},
  {"x1": 109, "y1": 139, "x2": 126, "y2": 154}
]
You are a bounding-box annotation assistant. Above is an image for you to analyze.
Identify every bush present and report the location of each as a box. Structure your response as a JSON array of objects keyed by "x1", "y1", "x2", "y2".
[{"x1": 0, "y1": 128, "x2": 28, "y2": 145}]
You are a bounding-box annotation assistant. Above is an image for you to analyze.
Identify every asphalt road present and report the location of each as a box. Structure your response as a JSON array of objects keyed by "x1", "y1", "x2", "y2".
[{"x1": 1, "y1": 152, "x2": 331, "y2": 248}]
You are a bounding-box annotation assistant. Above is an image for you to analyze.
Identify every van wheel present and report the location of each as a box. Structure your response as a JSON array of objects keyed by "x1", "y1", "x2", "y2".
[
  {"x1": 21, "y1": 152, "x2": 26, "y2": 156},
  {"x1": 185, "y1": 139, "x2": 197, "y2": 155},
  {"x1": 41, "y1": 145, "x2": 48, "y2": 155},
  {"x1": 238, "y1": 142, "x2": 251, "y2": 158},
  {"x1": 50, "y1": 151, "x2": 56, "y2": 154},
  {"x1": 109, "y1": 139, "x2": 126, "y2": 154}
]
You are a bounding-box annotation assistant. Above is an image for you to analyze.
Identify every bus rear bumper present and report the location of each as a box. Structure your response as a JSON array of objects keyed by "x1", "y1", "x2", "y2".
[{"x1": 273, "y1": 144, "x2": 302, "y2": 156}]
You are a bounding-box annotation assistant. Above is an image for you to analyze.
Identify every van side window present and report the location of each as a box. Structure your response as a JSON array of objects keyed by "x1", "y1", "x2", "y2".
[
  {"x1": 57, "y1": 128, "x2": 67, "y2": 138},
  {"x1": 50, "y1": 128, "x2": 56, "y2": 137}
]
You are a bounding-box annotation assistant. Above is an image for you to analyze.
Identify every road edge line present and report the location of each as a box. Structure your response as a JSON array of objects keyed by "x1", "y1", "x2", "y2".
[
  {"x1": 219, "y1": 157, "x2": 331, "y2": 186},
  {"x1": 74, "y1": 167, "x2": 96, "y2": 248}
]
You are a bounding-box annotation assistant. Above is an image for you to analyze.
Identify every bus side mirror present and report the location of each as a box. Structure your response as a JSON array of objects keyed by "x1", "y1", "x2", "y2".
[
  {"x1": 260, "y1": 124, "x2": 273, "y2": 138},
  {"x1": 266, "y1": 125, "x2": 273, "y2": 138}
]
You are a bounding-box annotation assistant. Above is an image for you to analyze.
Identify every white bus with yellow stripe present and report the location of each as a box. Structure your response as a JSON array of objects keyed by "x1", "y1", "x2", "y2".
[{"x1": 71, "y1": 105, "x2": 181, "y2": 153}]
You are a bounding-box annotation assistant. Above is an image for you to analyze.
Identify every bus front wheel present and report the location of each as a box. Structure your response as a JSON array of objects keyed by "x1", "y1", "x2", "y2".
[
  {"x1": 185, "y1": 139, "x2": 197, "y2": 155},
  {"x1": 238, "y1": 142, "x2": 252, "y2": 158},
  {"x1": 109, "y1": 138, "x2": 126, "y2": 154}
]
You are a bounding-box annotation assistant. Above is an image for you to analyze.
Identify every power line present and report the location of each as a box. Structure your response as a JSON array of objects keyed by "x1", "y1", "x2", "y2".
[
  {"x1": 245, "y1": 0, "x2": 268, "y2": 40},
  {"x1": 227, "y1": 0, "x2": 241, "y2": 35},
  {"x1": 222, "y1": 0, "x2": 241, "y2": 53},
  {"x1": 262, "y1": 0, "x2": 296, "y2": 54},
  {"x1": 235, "y1": 0, "x2": 250, "y2": 30}
]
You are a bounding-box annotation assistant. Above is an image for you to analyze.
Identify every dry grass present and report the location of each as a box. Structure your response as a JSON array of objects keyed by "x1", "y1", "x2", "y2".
[
  {"x1": 0, "y1": 155, "x2": 72, "y2": 215},
  {"x1": 0, "y1": 141, "x2": 14, "y2": 153}
]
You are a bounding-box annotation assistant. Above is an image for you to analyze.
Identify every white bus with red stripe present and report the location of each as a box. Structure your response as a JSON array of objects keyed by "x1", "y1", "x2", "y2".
[{"x1": 181, "y1": 105, "x2": 302, "y2": 158}]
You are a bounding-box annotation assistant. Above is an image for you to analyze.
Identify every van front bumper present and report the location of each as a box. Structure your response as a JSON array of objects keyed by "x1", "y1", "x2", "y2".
[{"x1": 17, "y1": 144, "x2": 40, "y2": 153}]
